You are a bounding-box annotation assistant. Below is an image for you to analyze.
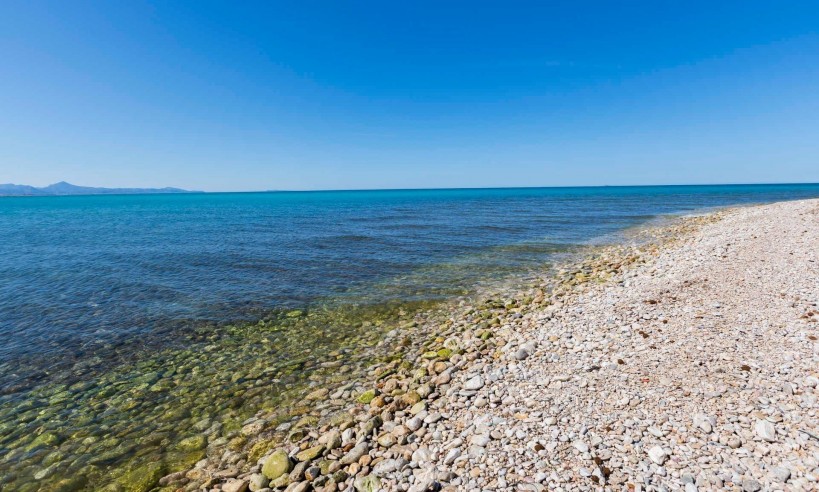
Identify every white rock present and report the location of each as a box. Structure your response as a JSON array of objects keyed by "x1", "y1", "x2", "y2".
[
  {"x1": 647, "y1": 445, "x2": 667, "y2": 464},
  {"x1": 469, "y1": 434, "x2": 490, "y2": 447},
  {"x1": 693, "y1": 414, "x2": 713, "y2": 433},
  {"x1": 515, "y1": 348, "x2": 530, "y2": 360},
  {"x1": 464, "y1": 376, "x2": 485, "y2": 391},
  {"x1": 443, "y1": 448, "x2": 461, "y2": 465},
  {"x1": 412, "y1": 447, "x2": 432, "y2": 465},
  {"x1": 755, "y1": 419, "x2": 776, "y2": 442},
  {"x1": 373, "y1": 458, "x2": 400, "y2": 476},
  {"x1": 406, "y1": 417, "x2": 422, "y2": 431}
]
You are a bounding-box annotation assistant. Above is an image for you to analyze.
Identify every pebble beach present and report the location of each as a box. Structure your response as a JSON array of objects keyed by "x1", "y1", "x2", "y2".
[{"x1": 152, "y1": 199, "x2": 819, "y2": 492}]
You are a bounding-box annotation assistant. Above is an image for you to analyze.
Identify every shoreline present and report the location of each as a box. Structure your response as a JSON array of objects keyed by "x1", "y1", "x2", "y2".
[
  {"x1": 163, "y1": 205, "x2": 750, "y2": 491},
  {"x1": 186, "y1": 199, "x2": 818, "y2": 492},
  {"x1": 7, "y1": 199, "x2": 818, "y2": 491}
]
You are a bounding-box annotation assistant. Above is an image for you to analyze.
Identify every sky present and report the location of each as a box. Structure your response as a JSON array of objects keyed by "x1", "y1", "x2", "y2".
[{"x1": 1, "y1": 1, "x2": 818, "y2": 191}]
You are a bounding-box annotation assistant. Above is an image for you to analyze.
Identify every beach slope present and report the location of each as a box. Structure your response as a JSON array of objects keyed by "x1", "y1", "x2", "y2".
[
  {"x1": 428, "y1": 199, "x2": 819, "y2": 491},
  {"x1": 183, "y1": 199, "x2": 819, "y2": 492}
]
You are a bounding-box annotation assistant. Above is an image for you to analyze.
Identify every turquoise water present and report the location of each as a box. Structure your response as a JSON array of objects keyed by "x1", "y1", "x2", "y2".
[
  {"x1": 2, "y1": 183, "x2": 819, "y2": 490},
  {"x1": 2, "y1": 184, "x2": 819, "y2": 394}
]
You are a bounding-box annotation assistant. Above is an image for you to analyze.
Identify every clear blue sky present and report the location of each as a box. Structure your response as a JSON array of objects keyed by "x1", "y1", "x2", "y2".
[{"x1": 1, "y1": 1, "x2": 818, "y2": 191}]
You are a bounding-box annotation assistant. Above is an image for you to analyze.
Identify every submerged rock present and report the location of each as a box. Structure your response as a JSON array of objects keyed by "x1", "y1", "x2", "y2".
[
  {"x1": 262, "y1": 449, "x2": 292, "y2": 480},
  {"x1": 115, "y1": 462, "x2": 165, "y2": 492}
]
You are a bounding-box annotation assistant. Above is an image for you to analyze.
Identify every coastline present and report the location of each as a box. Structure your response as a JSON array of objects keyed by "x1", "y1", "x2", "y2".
[
  {"x1": 9, "y1": 198, "x2": 818, "y2": 491},
  {"x1": 187, "y1": 199, "x2": 818, "y2": 492}
]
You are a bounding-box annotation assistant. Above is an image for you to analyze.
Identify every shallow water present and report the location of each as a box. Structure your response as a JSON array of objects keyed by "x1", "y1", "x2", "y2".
[{"x1": 2, "y1": 184, "x2": 819, "y2": 490}]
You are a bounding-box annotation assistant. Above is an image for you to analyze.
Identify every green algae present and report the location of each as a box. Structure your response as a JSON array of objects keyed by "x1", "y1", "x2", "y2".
[
  {"x1": 262, "y1": 449, "x2": 291, "y2": 480},
  {"x1": 355, "y1": 389, "x2": 377, "y2": 404},
  {"x1": 0, "y1": 299, "x2": 439, "y2": 491},
  {"x1": 114, "y1": 461, "x2": 165, "y2": 492}
]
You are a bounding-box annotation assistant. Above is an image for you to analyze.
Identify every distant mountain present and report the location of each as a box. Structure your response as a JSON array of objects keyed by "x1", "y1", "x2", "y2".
[{"x1": 0, "y1": 181, "x2": 197, "y2": 196}]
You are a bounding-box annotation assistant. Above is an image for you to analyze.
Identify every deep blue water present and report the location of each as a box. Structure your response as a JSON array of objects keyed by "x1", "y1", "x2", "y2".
[{"x1": 2, "y1": 184, "x2": 819, "y2": 392}]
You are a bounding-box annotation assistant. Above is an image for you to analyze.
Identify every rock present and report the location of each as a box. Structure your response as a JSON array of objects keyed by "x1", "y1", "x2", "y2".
[
  {"x1": 572, "y1": 441, "x2": 589, "y2": 453},
  {"x1": 443, "y1": 448, "x2": 461, "y2": 465},
  {"x1": 287, "y1": 481, "x2": 310, "y2": 492},
  {"x1": 742, "y1": 478, "x2": 761, "y2": 492},
  {"x1": 115, "y1": 462, "x2": 165, "y2": 492},
  {"x1": 409, "y1": 401, "x2": 426, "y2": 415},
  {"x1": 158, "y1": 471, "x2": 186, "y2": 487},
  {"x1": 771, "y1": 466, "x2": 791, "y2": 482},
  {"x1": 304, "y1": 466, "x2": 321, "y2": 481},
  {"x1": 326, "y1": 410, "x2": 355, "y2": 428},
  {"x1": 373, "y1": 458, "x2": 400, "y2": 476},
  {"x1": 412, "y1": 446, "x2": 433, "y2": 464},
  {"x1": 647, "y1": 445, "x2": 667, "y2": 465},
  {"x1": 464, "y1": 376, "x2": 484, "y2": 391},
  {"x1": 248, "y1": 440, "x2": 277, "y2": 463},
  {"x1": 470, "y1": 434, "x2": 490, "y2": 447},
  {"x1": 754, "y1": 419, "x2": 776, "y2": 442},
  {"x1": 214, "y1": 468, "x2": 240, "y2": 479},
  {"x1": 340, "y1": 442, "x2": 368, "y2": 465},
  {"x1": 357, "y1": 389, "x2": 377, "y2": 404},
  {"x1": 361, "y1": 415, "x2": 383, "y2": 437},
  {"x1": 354, "y1": 474, "x2": 381, "y2": 492},
  {"x1": 408, "y1": 476, "x2": 441, "y2": 492},
  {"x1": 241, "y1": 420, "x2": 266, "y2": 436},
  {"x1": 289, "y1": 461, "x2": 308, "y2": 482},
  {"x1": 399, "y1": 390, "x2": 422, "y2": 407},
  {"x1": 222, "y1": 479, "x2": 249, "y2": 492},
  {"x1": 262, "y1": 449, "x2": 292, "y2": 480},
  {"x1": 269, "y1": 474, "x2": 289, "y2": 488},
  {"x1": 332, "y1": 470, "x2": 350, "y2": 483},
  {"x1": 693, "y1": 414, "x2": 713, "y2": 433},
  {"x1": 376, "y1": 433, "x2": 397, "y2": 448},
  {"x1": 25, "y1": 432, "x2": 60, "y2": 451},
  {"x1": 175, "y1": 434, "x2": 207, "y2": 451},
  {"x1": 515, "y1": 348, "x2": 531, "y2": 360},
  {"x1": 406, "y1": 417, "x2": 423, "y2": 431},
  {"x1": 319, "y1": 430, "x2": 342, "y2": 450},
  {"x1": 295, "y1": 444, "x2": 325, "y2": 462},
  {"x1": 248, "y1": 473, "x2": 269, "y2": 491}
]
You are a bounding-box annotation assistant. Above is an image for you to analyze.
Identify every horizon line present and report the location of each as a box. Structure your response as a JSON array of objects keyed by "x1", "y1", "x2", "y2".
[{"x1": 3, "y1": 180, "x2": 819, "y2": 198}]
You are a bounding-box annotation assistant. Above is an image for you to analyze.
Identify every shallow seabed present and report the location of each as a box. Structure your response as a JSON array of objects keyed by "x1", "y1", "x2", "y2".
[{"x1": 1, "y1": 299, "x2": 452, "y2": 491}]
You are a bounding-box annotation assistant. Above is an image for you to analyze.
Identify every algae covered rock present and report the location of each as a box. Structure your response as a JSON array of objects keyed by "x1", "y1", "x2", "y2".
[
  {"x1": 262, "y1": 449, "x2": 292, "y2": 480},
  {"x1": 25, "y1": 432, "x2": 59, "y2": 451},
  {"x1": 436, "y1": 348, "x2": 453, "y2": 360},
  {"x1": 354, "y1": 474, "x2": 381, "y2": 492},
  {"x1": 115, "y1": 461, "x2": 165, "y2": 492},
  {"x1": 324, "y1": 410, "x2": 354, "y2": 428},
  {"x1": 248, "y1": 440, "x2": 277, "y2": 463},
  {"x1": 356, "y1": 389, "x2": 377, "y2": 404},
  {"x1": 295, "y1": 444, "x2": 324, "y2": 462},
  {"x1": 175, "y1": 434, "x2": 207, "y2": 451}
]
